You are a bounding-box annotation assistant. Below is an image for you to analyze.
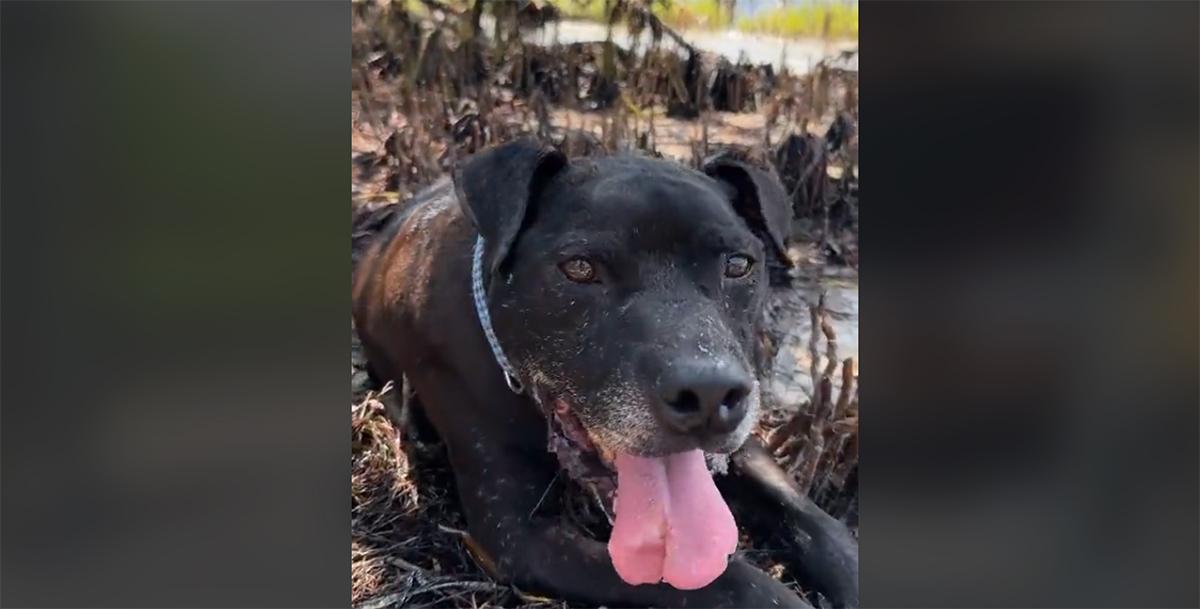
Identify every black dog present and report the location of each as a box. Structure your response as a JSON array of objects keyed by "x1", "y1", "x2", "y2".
[{"x1": 353, "y1": 139, "x2": 858, "y2": 608}]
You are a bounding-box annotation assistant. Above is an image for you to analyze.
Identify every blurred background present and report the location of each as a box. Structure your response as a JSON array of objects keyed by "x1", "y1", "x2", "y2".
[{"x1": 350, "y1": 1, "x2": 860, "y2": 607}]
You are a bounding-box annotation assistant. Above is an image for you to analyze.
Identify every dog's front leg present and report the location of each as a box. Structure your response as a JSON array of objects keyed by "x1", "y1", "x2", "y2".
[
  {"x1": 718, "y1": 437, "x2": 860, "y2": 608},
  {"x1": 449, "y1": 442, "x2": 811, "y2": 609}
]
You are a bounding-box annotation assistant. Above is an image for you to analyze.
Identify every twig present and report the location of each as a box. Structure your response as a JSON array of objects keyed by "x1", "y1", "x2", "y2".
[
  {"x1": 355, "y1": 66, "x2": 392, "y2": 157},
  {"x1": 437, "y1": 523, "x2": 470, "y2": 537},
  {"x1": 821, "y1": 309, "x2": 838, "y2": 381},
  {"x1": 766, "y1": 407, "x2": 810, "y2": 455},
  {"x1": 413, "y1": 580, "x2": 508, "y2": 596},
  {"x1": 814, "y1": 357, "x2": 856, "y2": 494},
  {"x1": 645, "y1": 9, "x2": 695, "y2": 54},
  {"x1": 797, "y1": 374, "x2": 832, "y2": 493},
  {"x1": 356, "y1": 579, "x2": 509, "y2": 609},
  {"x1": 832, "y1": 421, "x2": 859, "y2": 485},
  {"x1": 833, "y1": 357, "x2": 855, "y2": 419},
  {"x1": 774, "y1": 433, "x2": 804, "y2": 462},
  {"x1": 808, "y1": 295, "x2": 823, "y2": 411},
  {"x1": 356, "y1": 592, "x2": 404, "y2": 609},
  {"x1": 388, "y1": 556, "x2": 426, "y2": 573}
]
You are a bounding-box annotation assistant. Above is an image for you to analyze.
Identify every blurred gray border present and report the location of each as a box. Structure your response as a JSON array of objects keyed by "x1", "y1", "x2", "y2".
[
  {"x1": 861, "y1": 1, "x2": 1198, "y2": 607},
  {"x1": 2, "y1": 2, "x2": 349, "y2": 607}
]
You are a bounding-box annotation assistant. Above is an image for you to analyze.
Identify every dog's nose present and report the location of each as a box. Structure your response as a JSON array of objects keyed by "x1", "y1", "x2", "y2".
[{"x1": 657, "y1": 361, "x2": 751, "y2": 437}]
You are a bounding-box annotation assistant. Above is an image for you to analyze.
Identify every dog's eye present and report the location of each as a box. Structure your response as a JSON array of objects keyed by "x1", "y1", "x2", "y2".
[
  {"x1": 559, "y1": 257, "x2": 597, "y2": 283},
  {"x1": 724, "y1": 253, "x2": 754, "y2": 279}
]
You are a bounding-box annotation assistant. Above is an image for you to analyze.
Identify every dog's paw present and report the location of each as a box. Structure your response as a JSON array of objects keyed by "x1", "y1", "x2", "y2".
[{"x1": 800, "y1": 528, "x2": 859, "y2": 608}]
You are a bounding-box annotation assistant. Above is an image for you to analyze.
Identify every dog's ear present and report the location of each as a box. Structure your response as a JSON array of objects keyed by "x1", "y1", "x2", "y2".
[
  {"x1": 454, "y1": 138, "x2": 568, "y2": 274},
  {"x1": 702, "y1": 156, "x2": 794, "y2": 269}
]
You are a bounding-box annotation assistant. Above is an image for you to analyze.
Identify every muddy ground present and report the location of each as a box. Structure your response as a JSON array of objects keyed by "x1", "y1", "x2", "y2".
[{"x1": 351, "y1": 3, "x2": 858, "y2": 607}]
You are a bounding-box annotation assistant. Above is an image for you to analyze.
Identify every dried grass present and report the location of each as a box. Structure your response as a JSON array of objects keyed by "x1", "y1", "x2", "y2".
[{"x1": 351, "y1": 362, "x2": 592, "y2": 608}]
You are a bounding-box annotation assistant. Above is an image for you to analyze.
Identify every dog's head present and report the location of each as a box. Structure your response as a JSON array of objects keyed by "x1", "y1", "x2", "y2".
[{"x1": 456, "y1": 138, "x2": 792, "y2": 460}]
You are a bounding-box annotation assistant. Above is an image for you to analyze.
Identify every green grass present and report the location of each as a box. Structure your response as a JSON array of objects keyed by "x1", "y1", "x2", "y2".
[
  {"x1": 547, "y1": 0, "x2": 610, "y2": 22},
  {"x1": 658, "y1": 0, "x2": 731, "y2": 30},
  {"x1": 547, "y1": 0, "x2": 732, "y2": 28},
  {"x1": 737, "y1": 3, "x2": 858, "y2": 39},
  {"x1": 546, "y1": 1, "x2": 857, "y2": 40},
  {"x1": 401, "y1": 0, "x2": 430, "y2": 15}
]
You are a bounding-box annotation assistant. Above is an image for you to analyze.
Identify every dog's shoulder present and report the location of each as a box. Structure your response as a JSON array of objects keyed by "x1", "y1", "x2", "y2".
[{"x1": 352, "y1": 176, "x2": 472, "y2": 334}]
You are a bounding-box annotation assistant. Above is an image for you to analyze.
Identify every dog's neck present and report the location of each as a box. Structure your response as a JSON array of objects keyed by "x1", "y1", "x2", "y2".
[{"x1": 471, "y1": 235, "x2": 525, "y2": 395}]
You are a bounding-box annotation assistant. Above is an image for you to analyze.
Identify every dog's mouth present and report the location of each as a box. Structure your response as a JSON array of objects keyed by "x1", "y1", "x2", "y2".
[
  {"x1": 543, "y1": 396, "x2": 617, "y2": 483},
  {"x1": 537, "y1": 391, "x2": 739, "y2": 591}
]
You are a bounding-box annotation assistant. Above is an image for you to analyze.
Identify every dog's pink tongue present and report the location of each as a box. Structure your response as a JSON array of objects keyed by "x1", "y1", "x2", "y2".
[{"x1": 608, "y1": 450, "x2": 738, "y2": 590}]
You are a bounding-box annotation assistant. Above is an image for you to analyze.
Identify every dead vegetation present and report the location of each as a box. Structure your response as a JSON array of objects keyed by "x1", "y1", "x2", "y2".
[
  {"x1": 352, "y1": 0, "x2": 858, "y2": 257},
  {"x1": 351, "y1": 2, "x2": 858, "y2": 606},
  {"x1": 760, "y1": 295, "x2": 859, "y2": 528},
  {"x1": 351, "y1": 381, "x2": 527, "y2": 607}
]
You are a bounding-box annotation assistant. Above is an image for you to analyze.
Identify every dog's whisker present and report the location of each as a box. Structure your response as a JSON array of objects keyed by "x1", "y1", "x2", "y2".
[
  {"x1": 588, "y1": 484, "x2": 614, "y2": 526},
  {"x1": 527, "y1": 471, "x2": 560, "y2": 520}
]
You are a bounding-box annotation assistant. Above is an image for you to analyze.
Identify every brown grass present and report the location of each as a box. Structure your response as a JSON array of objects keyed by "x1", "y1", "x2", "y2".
[{"x1": 350, "y1": 382, "x2": 551, "y2": 608}]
